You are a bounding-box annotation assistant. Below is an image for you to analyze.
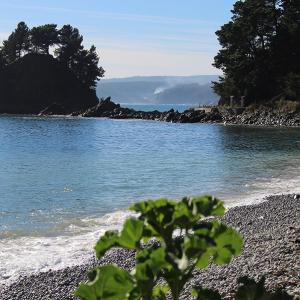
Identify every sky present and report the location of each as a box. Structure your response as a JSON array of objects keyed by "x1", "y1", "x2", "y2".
[{"x1": 0, "y1": 0, "x2": 235, "y2": 78}]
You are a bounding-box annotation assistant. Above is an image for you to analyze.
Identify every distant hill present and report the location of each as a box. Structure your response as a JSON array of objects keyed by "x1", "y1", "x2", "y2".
[
  {"x1": 0, "y1": 54, "x2": 98, "y2": 114},
  {"x1": 97, "y1": 75, "x2": 219, "y2": 105}
]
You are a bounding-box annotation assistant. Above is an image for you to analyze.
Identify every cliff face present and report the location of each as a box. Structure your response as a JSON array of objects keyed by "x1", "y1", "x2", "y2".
[{"x1": 0, "y1": 54, "x2": 99, "y2": 114}]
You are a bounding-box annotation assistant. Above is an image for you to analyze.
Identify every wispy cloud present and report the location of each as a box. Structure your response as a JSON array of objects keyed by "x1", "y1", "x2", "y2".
[{"x1": 2, "y1": 3, "x2": 218, "y2": 27}]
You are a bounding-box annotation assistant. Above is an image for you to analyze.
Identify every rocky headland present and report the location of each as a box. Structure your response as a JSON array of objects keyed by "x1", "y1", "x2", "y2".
[
  {"x1": 0, "y1": 194, "x2": 299, "y2": 300},
  {"x1": 0, "y1": 54, "x2": 98, "y2": 114},
  {"x1": 70, "y1": 97, "x2": 300, "y2": 127}
]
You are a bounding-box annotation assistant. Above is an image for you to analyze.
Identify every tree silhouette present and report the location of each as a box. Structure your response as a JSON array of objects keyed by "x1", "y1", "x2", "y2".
[
  {"x1": 14, "y1": 22, "x2": 30, "y2": 58},
  {"x1": 0, "y1": 22, "x2": 30, "y2": 63},
  {"x1": 0, "y1": 22, "x2": 105, "y2": 89},
  {"x1": 55, "y1": 26, "x2": 105, "y2": 89},
  {"x1": 55, "y1": 25, "x2": 83, "y2": 68},
  {"x1": 70, "y1": 45, "x2": 105, "y2": 89},
  {"x1": 30, "y1": 24, "x2": 59, "y2": 54},
  {"x1": 0, "y1": 50, "x2": 6, "y2": 71},
  {"x1": 213, "y1": 0, "x2": 300, "y2": 104}
]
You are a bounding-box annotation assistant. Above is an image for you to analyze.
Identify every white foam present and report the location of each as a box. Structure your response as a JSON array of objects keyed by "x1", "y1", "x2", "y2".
[
  {"x1": 0, "y1": 210, "x2": 134, "y2": 286},
  {"x1": 224, "y1": 164, "x2": 300, "y2": 208}
]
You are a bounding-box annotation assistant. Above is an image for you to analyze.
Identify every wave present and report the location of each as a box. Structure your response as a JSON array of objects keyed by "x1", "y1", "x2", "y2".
[
  {"x1": 0, "y1": 210, "x2": 134, "y2": 286},
  {"x1": 225, "y1": 163, "x2": 300, "y2": 208}
]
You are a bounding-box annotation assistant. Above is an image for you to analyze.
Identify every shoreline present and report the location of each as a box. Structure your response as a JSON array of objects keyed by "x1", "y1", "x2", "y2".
[
  {"x1": 1, "y1": 98, "x2": 300, "y2": 127},
  {"x1": 0, "y1": 193, "x2": 299, "y2": 300}
]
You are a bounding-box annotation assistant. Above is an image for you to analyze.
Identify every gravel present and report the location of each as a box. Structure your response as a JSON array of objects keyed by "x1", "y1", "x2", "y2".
[{"x1": 0, "y1": 194, "x2": 299, "y2": 300}]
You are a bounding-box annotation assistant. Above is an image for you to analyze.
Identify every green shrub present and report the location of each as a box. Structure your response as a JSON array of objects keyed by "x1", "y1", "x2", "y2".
[
  {"x1": 75, "y1": 196, "x2": 295, "y2": 299},
  {"x1": 75, "y1": 196, "x2": 243, "y2": 300}
]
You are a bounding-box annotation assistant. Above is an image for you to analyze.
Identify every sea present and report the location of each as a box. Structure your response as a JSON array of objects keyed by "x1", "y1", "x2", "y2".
[{"x1": 0, "y1": 103, "x2": 300, "y2": 285}]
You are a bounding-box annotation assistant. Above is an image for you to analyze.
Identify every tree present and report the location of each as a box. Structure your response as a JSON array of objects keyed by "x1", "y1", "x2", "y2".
[
  {"x1": 213, "y1": 0, "x2": 300, "y2": 104},
  {"x1": 55, "y1": 26, "x2": 105, "y2": 89},
  {"x1": 14, "y1": 22, "x2": 30, "y2": 58},
  {"x1": 55, "y1": 25, "x2": 84, "y2": 68},
  {"x1": 0, "y1": 50, "x2": 6, "y2": 71},
  {"x1": 1, "y1": 35, "x2": 18, "y2": 64},
  {"x1": 0, "y1": 22, "x2": 105, "y2": 88},
  {"x1": 0, "y1": 21, "x2": 30, "y2": 63},
  {"x1": 71, "y1": 45, "x2": 105, "y2": 89},
  {"x1": 30, "y1": 24, "x2": 59, "y2": 54}
]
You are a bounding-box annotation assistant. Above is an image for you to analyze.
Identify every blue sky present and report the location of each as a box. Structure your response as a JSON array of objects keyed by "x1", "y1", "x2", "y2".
[{"x1": 0, "y1": 0, "x2": 235, "y2": 78}]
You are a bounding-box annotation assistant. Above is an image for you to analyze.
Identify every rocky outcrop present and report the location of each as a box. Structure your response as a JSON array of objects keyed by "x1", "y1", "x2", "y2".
[
  {"x1": 80, "y1": 98, "x2": 300, "y2": 126},
  {"x1": 81, "y1": 98, "x2": 224, "y2": 123},
  {"x1": 0, "y1": 53, "x2": 99, "y2": 114}
]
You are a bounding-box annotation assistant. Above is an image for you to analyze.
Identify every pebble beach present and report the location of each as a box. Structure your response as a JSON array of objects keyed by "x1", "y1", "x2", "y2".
[{"x1": 0, "y1": 194, "x2": 299, "y2": 300}]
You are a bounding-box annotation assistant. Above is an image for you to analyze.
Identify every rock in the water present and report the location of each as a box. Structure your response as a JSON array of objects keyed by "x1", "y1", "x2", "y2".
[{"x1": 82, "y1": 97, "x2": 121, "y2": 117}]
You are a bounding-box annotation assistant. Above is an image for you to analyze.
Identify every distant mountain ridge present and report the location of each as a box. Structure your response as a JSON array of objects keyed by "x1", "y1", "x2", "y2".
[{"x1": 97, "y1": 75, "x2": 219, "y2": 105}]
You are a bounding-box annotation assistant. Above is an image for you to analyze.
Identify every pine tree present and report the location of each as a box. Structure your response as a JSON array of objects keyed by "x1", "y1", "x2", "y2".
[
  {"x1": 0, "y1": 22, "x2": 30, "y2": 63},
  {"x1": 213, "y1": 0, "x2": 300, "y2": 104},
  {"x1": 30, "y1": 24, "x2": 59, "y2": 54}
]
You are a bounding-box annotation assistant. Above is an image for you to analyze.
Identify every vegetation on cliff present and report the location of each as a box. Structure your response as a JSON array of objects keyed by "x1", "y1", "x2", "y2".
[
  {"x1": 0, "y1": 54, "x2": 99, "y2": 114},
  {"x1": 213, "y1": 0, "x2": 300, "y2": 105},
  {"x1": 0, "y1": 22, "x2": 104, "y2": 89},
  {"x1": 0, "y1": 22, "x2": 105, "y2": 114}
]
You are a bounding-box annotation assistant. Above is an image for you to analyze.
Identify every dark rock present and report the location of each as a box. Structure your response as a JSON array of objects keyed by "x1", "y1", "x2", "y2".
[
  {"x1": 38, "y1": 103, "x2": 67, "y2": 116},
  {"x1": 82, "y1": 97, "x2": 120, "y2": 117}
]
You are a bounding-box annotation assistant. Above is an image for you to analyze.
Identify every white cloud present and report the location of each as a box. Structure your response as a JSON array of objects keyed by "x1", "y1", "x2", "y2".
[{"x1": 3, "y1": 4, "x2": 218, "y2": 27}]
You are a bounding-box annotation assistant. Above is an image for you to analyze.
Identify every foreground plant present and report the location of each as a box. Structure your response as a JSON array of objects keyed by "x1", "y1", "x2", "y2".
[{"x1": 75, "y1": 196, "x2": 243, "y2": 300}]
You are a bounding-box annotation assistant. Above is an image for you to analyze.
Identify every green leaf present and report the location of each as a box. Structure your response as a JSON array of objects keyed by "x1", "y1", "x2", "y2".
[
  {"x1": 94, "y1": 231, "x2": 119, "y2": 259},
  {"x1": 184, "y1": 235, "x2": 210, "y2": 257},
  {"x1": 119, "y1": 218, "x2": 144, "y2": 249},
  {"x1": 212, "y1": 222, "x2": 243, "y2": 265},
  {"x1": 135, "y1": 247, "x2": 169, "y2": 281},
  {"x1": 152, "y1": 285, "x2": 170, "y2": 300},
  {"x1": 173, "y1": 201, "x2": 195, "y2": 228},
  {"x1": 195, "y1": 250, "x2": 212, "y2": 269},
  {"x1": 190, "y1": 196, "x2": 225, "y2": 217},
  {"x1": 213, "y1": 247, "x2": 233, "y2": 265},
  {"x1": 75, "y1": 265, "x2": 134, "y2": 300}
]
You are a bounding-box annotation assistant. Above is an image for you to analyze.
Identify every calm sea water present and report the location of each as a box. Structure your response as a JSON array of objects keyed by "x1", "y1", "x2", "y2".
[
  {"x1": 0, "y1": 109, "x2": 300, "y2": 283},
  {"x1": 122, "y1": 103, "x2": 191, "y2": 112}
]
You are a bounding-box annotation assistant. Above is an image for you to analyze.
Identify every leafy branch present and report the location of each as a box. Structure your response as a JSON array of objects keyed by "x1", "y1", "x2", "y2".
[{"x1": 75, "y1": 196, "x2": 243, "y2": 300}]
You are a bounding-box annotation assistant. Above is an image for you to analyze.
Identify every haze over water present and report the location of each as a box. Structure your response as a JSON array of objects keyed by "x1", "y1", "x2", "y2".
[{"x1": 0, "y1": 110, "x2": 300, "y2": 283}]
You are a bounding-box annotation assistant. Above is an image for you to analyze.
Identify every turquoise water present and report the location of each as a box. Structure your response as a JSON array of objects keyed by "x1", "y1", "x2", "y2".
[
  {"x1": 1, "y1": 114, "x2": 300, "y2": 238},
  {"x1": 0, "y1": 114, "x2": 300, "y2": 283}
]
